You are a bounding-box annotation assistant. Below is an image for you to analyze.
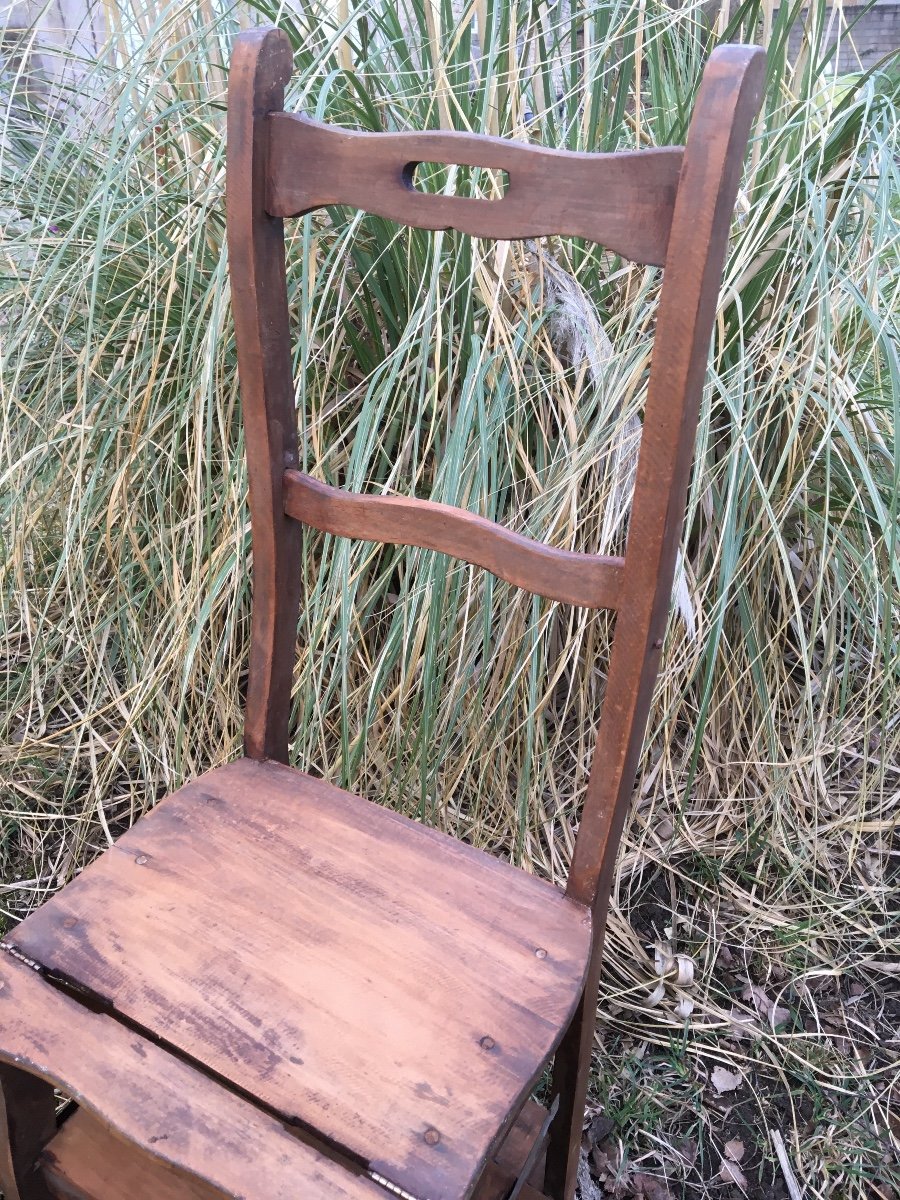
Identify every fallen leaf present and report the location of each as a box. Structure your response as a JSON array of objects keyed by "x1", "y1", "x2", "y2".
[
  {"x1": 646, "y1": 979, "x2": 666, "y2": 1007},
  {"x1": 673, "y1": 995, "x2": 694, "y2": 1020},
  {"x1": 632, "y1": 1172, "x2": 674, "y2": 1198},
  {"x1": 742, "y1": 982, "x2": 772, "y2": 1013},
  {"x1": 724, "y1": 1137, "x2": 745, "y2": 1162},
  {"x1": 719, "y1": 1159, "x2": 748, "y2": 1187},
  {"x1": 673, "y1": 955, "x2": 695, "y2": 986},
  {"x1": 742, "y1": 983, "x2": 790, "y2": 1027},
  {"x1": 771, "y1": 1004, "x2": 791, "y2": 1028},
  {"x1": 576, "y1": 1150, "x2": 603, "y2": 1200},
  {"x1": 676, "y1": 1138, "x2": 698, "y2": 1166},
  {"x1": 585, "y1": 1113, "x2": 615, "y2": 1145},
  {"x1": 727, "y1": 1007, "x2": 760, "y2": 1039},
  {"x1": 710, "y1": 1065, "x2": 744, "y2": 1094},
  {"x1": 590, "y1": 1143, "x2": 611, "y2": 1178}
]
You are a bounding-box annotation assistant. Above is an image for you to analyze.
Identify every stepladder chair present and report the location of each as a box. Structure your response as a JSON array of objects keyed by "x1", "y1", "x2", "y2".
[{"x1": 0, "y1": 29, "x2": 765, "y2": 1200}]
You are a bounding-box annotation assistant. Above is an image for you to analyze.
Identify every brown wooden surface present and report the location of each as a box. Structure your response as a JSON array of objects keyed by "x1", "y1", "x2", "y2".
[
  {"x1": 10, "y1": 757, "x2": 592, "y2": 1200},
  {"x1": 42, "y1": 1112, "x2": 225, "y2": 1200},
  {"x1": 284, "y1": 470, "x2": 625, "y2": 610},
  {"x1": 0, "y1": 1063, "x2": 56, "y2": 1200},
  {"x1": 268, "y1": 113, "x2": 683, "y2": 267},
  {"x1": 545, "y1": 44, "x2": 767, "y2": 1200},
  {"x1": 227, "y1": 28, "x2": 302, "y2": 762},
  {"x1": 473, "y1": 1098, "x2": 549, "y2": 1200},
  {"x1": 41, "y1": 1097, "x2": 551, "y2": 1200},
  {"x1": 0, "y1": 954, "x2": 383, "y2": 1200}
]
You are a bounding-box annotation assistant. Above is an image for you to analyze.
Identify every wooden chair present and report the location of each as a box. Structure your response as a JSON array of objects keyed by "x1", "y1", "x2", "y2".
[{"x1": 0, "y1": 30, "x2": 764, "y2": 1200}]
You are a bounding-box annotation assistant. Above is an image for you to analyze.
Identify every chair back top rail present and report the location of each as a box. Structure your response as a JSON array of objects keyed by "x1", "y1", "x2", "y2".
[
  {"x1": 283, "y1": 470, "x2": 625, "y2": 610},
  {"x1": 267, "y1": 113, "x2": 684, "y2": 266}
]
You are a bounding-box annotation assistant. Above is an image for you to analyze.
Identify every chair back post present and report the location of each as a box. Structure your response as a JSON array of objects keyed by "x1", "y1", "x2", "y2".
[
  {"x1": 227, "y1": 28, "x2": 301, "y2": 762},
  {"x1": 545, "y1": 45, "x2": 765, "y2": 1200}
]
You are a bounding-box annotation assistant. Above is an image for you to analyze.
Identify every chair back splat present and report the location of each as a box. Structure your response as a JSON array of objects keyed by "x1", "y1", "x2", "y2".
[{"x1": 0, "y1": 29, "x2": 764, "y2": 1200}]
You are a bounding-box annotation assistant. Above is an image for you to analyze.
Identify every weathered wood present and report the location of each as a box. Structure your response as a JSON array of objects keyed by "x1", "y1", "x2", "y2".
[
  {"x1": 284, "y1": 471, "x2": 625, "y2": 610},
  {"x1": 473, "y1": 1098, "x2": 549, "y2": 1200},
  {"x1": 268, "y1": 113, "x2": 684, "y2": 267},
  {"x1": 42, "y1": 1110, "x2": 225, "y2": 1200},
  {"x1": 545, "y1": 44, "x2": 767, "y2": 1200},
  {"x1": 0, "y1": 1062, "x2": 57, "y2": 1200},
  {"x1": 0, "y1": 954, "x2": 383, "y2": 1200},
  {"x1": 9, "y1": 758, "x2": 592, "y2": 1200},
  {"x1": 227, "y1": 27, "x2": 302, "y2": 762},
  {"x1": 41, "y1": 1096, "x2": 552, "y2": 1200}
]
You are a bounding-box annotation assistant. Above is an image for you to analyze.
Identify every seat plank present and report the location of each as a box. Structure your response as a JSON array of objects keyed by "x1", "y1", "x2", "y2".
[
  {"x1": 284, "y1": 470, "x2": 625, "y2": 610},
  {"x1": 43, "y1": 1112, "x2": 224, "y2": 1200},
  {"x1": 9, "y1": 758, "x2": 591, "y2": 1200},
  {"x1": 267, "y1": 114, "x2": 684, "y2": 267},
  {"x1": 0, "y1": 954, "x2": 382, "y2": 1200},
  {"x1": 42, "y1": 1099, "x2": 552, "y2": 1200}
]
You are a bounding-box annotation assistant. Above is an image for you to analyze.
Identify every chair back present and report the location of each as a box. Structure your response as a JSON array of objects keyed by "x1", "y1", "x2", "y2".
[{"x1": 226, "y1": 29, "x2": 766, "y2": 912}]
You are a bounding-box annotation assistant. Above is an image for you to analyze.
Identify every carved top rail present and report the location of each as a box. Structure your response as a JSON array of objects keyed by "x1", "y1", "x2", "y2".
[
  {"x1": 267, "y1": 114, "x2": 684, "y2": 266},
  {"x1": 283, "y1": 471, "x2": 625, "y2": 610}
]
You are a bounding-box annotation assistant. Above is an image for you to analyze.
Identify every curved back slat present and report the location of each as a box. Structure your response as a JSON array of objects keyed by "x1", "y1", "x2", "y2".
[
  {"x1": 267, "y1": 114, "x2": 684, "y2": 266},
  {"x1": 283, "y1": 471, "x2": 625, "y2": 610}
]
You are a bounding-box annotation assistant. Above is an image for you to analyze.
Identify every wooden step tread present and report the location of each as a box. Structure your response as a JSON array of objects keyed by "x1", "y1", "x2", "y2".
[
  {"x1": 41, "y1": 1099, "x2": 552, "y2": 1200},
  {"x1": 10, "y1": 756, "x2": 591, "y2": 1200},
  {"x1": 0, "y1": 953, "x2": 381, "y2": 1200}
]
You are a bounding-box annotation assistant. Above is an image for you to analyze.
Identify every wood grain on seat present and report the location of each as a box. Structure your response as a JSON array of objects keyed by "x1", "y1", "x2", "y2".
[
  {"x1": 41, "y1": 1098, "x2": 553, "y2": 1200},
  {"x1": 9, "y1": 758, "x2": 591, "y2": 1200},
  {"x1": 0, "y1": 954, "x2": 383, "y2": 1200}
]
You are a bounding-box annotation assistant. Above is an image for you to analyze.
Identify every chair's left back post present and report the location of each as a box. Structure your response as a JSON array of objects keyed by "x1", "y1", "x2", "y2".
[{"x1": 227, "y1": 28, "x2": 302, "y2": 763}]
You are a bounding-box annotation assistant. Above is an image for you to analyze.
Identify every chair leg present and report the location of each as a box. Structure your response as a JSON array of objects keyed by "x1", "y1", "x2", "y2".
[
  {"x1": 543, "y1": 947, "x2": 603, "y2": 1200},
  {"x1": 0, "y1": 1064, "x2": 57, "y2": 1200}
]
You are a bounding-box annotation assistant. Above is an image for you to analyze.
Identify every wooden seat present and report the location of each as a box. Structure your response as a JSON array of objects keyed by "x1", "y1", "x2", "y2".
[
  {"x1": 10, "y1": 758, "x2": 590, "y2": 1200},
  {"x1": 0, "y1": 27, "x2": 765, "y2": 1200}
]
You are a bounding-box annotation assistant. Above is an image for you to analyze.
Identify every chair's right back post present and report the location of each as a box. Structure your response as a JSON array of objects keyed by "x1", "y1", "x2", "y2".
[{"x1": 545, "y1": 45, "x2": 766, "y2": 1200}]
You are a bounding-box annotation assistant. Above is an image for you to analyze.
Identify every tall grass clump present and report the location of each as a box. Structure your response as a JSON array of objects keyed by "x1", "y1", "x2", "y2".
[{"x1": 1, "y1": 0, "x2": 898, "y2": 1194}]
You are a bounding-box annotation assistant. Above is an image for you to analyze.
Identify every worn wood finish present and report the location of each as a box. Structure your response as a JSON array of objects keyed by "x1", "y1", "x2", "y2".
[
  {"x1": 42, "y1": 1112, "x2": 225, "y2": 1200},
  {"x1": 41, "y1": 1098, "x2": 551, "y2": 1200},
  {"x1": 284, "y1": 470, "x2": 625, "y2": 610},
  {"x1": 0, "y1": 1063, "x2": 56, "y2": 1200},
  {"x1": 227, "y1": 28, "x2": 302, "y2": 762},
  {"x1": 0, "y1": 954, "x2": 383, "y2": 1200},
  {"x1": 544, "y1": 44, "x2": 767, "y2": 1200},
  {"x1": 473, "y1": 1098, "x2": 549, "y2": 1200},
  {"x1": 10, "y1": 757, "x2": 592, "y2": 1200},
  {"x1": 268, "y1": 113, "x2": 684, "y2": 267}
]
